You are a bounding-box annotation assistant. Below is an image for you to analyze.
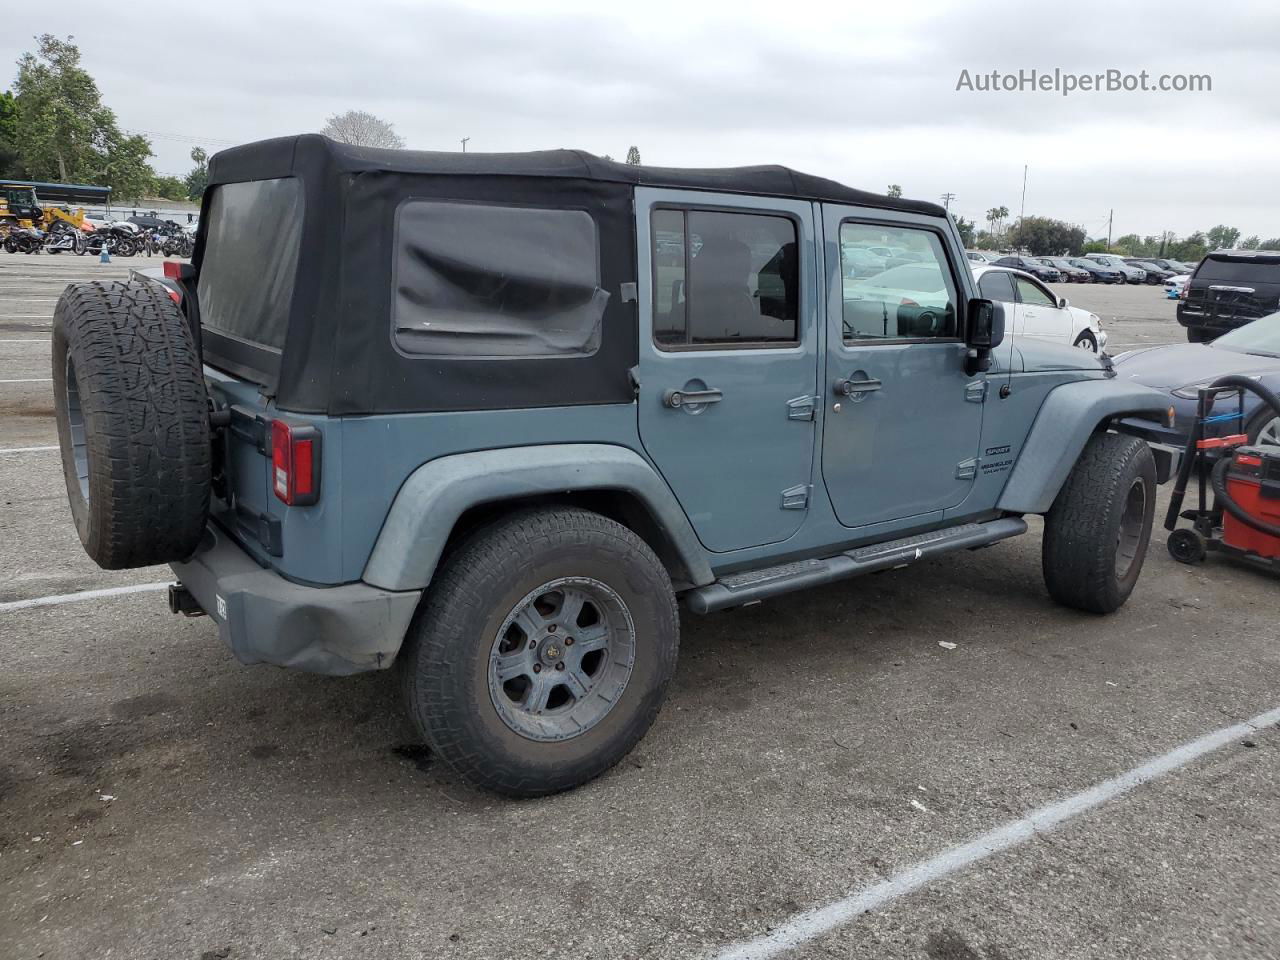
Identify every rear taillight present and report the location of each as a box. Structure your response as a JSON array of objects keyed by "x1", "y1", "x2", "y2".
[{"x1": 270, "y1": 419, "x2": 321, "y2": 506}]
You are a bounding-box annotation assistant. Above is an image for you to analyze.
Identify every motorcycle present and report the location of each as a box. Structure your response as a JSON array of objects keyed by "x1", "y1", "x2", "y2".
[
  {"x1": 3, "y1": 226, "x2": 46, "y2": 254},
  {"x1": 83, "y1": 221, "x2": 141, "y2": 258},
  {"x1": 161, "y1": 227, "x2": 194, "y2": 258},
  {"x1": 44, "y1": 225, "x2": 85, "y2": 255}
]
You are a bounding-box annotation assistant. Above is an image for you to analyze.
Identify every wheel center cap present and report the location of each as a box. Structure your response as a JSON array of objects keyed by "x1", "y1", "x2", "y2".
[{"x1": 541, "y1": 641, "x2": 562, "y2": 662}]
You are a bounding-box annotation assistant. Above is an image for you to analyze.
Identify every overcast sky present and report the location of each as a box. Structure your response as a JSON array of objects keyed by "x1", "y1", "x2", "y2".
[{"x1": 7, "y1": 0, "x2": 1278, "y2": 239}]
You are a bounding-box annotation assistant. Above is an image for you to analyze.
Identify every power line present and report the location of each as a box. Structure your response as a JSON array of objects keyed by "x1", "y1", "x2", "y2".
[{"x1": 125, "y1": 128, "x2": 237, "y2": 146}]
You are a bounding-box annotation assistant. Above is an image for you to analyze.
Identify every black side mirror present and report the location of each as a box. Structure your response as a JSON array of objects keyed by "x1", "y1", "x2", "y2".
[{"x1": 965, "y1": 298, "x2": 1006, "y2": 374}]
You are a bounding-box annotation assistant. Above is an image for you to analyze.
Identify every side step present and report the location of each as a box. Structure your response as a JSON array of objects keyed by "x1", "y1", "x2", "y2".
[{"x1": 684, "y1": 517, "x2": 1027, "y2": 614}]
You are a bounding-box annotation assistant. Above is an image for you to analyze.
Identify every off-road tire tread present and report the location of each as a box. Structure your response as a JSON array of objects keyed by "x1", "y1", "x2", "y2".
[
  {"x1": 52, "y1": 280, "x2": 210, "y2": 569},
  {"x1": 1042, "y1": 432, "x2": 1155, "y2": 614},
  {"x1": 399, "y1": 506, "x2": 679, "y2": 797}
]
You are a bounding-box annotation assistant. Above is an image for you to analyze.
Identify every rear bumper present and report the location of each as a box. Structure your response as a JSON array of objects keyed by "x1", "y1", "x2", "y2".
[{"x1": 171, "y1": 523, "x2": 422, "y2": 676}]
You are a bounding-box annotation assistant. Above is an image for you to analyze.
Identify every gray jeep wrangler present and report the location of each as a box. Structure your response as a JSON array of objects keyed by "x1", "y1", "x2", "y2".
[{"x1": 51, "y1": 135, "x2": 1172, "y2": 796}]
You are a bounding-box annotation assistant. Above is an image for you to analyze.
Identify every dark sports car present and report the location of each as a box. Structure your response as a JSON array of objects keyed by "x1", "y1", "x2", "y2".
[{"x1": 1113, "y1": 311, "x2": 1280, "y2": 450}]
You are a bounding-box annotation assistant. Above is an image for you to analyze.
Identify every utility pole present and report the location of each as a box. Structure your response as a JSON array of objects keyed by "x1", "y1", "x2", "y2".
[
  {"x1": 1106, "y1": 209, "x2": 1113, "y2": 251},
  {"x1": 940, "y1": 192, "x2": 956, "y2": 211},
  {"x1": 1016, "y1": 164, "x2": 1028, "y2": 252},
  {"x1": 460, "y1": 137, "x2": 470, "y2": 153}
]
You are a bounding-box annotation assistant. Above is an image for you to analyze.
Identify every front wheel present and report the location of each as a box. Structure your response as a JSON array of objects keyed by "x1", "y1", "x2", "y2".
[
  {"x1": 1042, "y1": 432, "x2": 1156, "y2": 613},
  {"x1": 1072, "y1": 331, "x2": 1099, "y2": 353},
  {"x1": 398, "y1": 506, "x2": 680, "y2": 797}
]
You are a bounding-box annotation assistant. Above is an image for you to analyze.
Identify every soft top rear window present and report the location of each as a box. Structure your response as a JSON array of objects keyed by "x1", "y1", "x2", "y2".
[
  {"x1": 198, "y1": 177, "x2": 303, "y2": 353},
  {"x1": 1196, "y1": 256, "x2": 1280, "y2": 284}
]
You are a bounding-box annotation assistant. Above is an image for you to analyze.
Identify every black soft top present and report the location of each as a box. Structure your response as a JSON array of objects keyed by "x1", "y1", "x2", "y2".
[
  {"x1": 198, "y1": 135, "x2": 949, "y2": 416},
  {"x1": 208, "y1": 134, "x2": 946, "y2": 218}
]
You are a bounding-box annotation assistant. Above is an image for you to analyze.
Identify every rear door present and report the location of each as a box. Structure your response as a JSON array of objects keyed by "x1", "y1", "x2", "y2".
[
  {"x1": 821, "y1": 211, "x2": 984, "y2": 530},
  {"x1": 635, "y1": 188, "x2": 819, "y2": 554}
]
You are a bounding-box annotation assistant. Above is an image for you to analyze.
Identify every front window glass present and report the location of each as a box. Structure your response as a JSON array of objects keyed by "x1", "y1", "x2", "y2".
[
  {"x1": 840, "y1": 223, "x2": 957, "y2": 341},
  {"x1": 977, "y1": 270, "x2": 1016, "y2": 302}
]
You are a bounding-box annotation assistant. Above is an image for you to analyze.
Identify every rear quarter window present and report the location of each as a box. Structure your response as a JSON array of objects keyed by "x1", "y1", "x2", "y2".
[{"x1": 393, "y1": 201, "x2": 606, "y2": 359}]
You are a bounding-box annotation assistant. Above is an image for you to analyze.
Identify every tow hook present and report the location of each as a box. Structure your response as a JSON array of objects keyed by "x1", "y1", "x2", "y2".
[{"x1": 168, "y1": 583, "x2": 206, "y2": 618}]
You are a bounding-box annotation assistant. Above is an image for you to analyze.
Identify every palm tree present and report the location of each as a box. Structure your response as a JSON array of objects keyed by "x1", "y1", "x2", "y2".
[{"x1": 986, "y1": 206, "x2": 1009, "y2": 242}]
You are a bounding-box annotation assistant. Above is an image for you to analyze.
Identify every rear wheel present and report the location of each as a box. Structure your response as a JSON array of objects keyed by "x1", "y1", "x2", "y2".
[
  {"x1": 1186, "y1": 326, "x2": 1211, "y2": 343},
  {"x1": 52, "y1": 280, "x2": 211, "y2": 569},
  {"x1": 1042, "y1": 432, "x2": 1156, "y2": 613},
  {"x1": 398, "y1": 506, "x2": 679, "y2": 797},
  {"x1": 1167, "y1": 528, "x2": 1207, "y2": 564}
]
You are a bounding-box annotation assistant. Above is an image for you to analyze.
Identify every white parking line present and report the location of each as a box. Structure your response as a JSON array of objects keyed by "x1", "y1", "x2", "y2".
[
  {"x1": 713, "y1": 703, "x2": 1280, "y2": 960},
  {"x1": 0, "y1": 582, "x2": 171, "y2": 613},
  {"x1": 0, "y1": 378, "x2": 53, "y2": 383},
  {"x1": 0, "y1": 339, "x2": 50, "y2": 343},
  {"x1": 0, "y1": 445, "x2": 57, "y2": 454}
]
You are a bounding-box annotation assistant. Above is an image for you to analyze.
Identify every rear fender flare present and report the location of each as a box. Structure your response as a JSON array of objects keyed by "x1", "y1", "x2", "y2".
[
  {"x1": 362, "y1": 443, "x2": 713, "y2": 591},
  {"x1": 997, "y1": 379, "x2": 1169, "y2": 514}
]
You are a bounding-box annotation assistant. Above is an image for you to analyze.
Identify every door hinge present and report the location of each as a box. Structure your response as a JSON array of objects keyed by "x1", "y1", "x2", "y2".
[
  {"x1": 964, "y1": 380, "x2": 988, "y2": 403},
  {"x1": 956, "y1": 458, "x2": 979, "y2": 480},
  {"x1": 780, "y1": 484, "x2": 811, "y2": 510},
  {"x1": 787, "y1": 395, "x2": 818, "y2": 421}
]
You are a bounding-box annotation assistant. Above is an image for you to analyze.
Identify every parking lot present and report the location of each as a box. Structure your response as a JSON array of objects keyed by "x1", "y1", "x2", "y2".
[{"x1": 3, "y1": 256, "x2": 1279, "y2": 960}]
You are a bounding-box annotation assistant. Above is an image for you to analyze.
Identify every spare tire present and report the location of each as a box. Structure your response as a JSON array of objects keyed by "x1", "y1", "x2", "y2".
[{"x1": 52, "y1": 280, "x2": 211, "y2": 569}]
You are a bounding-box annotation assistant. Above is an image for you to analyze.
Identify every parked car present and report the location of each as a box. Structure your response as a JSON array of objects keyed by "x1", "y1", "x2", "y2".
[
  {"x1": 1084, "y1": 254, "x2": 1147, "y2": 284},
  {"x1": 840, "y1": 244, "x2": 888, "y2": 278},
  {"x1": 991, "y1": 255, "x2": 1061, "y2": 282},
  {"x1": 1039, "y1": 257, "x2": 1092, "y2": 282},
  {"x1": 1177, "y1": 249, "x2": 1280, "y2": 342},
  {"x1": 49, "y1": 135, "x2": 1171, "y2": 797},
  {"x1": 1066, "y1": 258, "x2": 1125, "y2": 284},
  {"x1": 966, "y1": 250, "x2": 1002, "y2": 264},
  {"x1": 1150, "y1": 257, "x2": 1196, "y2": 274},
  {"x1": 1114, "y1": 309, "x2": 1280, "y2": 451},
  {"x1": 1124, "y1": 260, "x2": 1175, "y2": 283},
  {"x1": 972, "y1": 266, "x2": 1107, "y2": 352},
  {"x1": 1164, "y1": 274, "x2": 1191, "y2": 299}
]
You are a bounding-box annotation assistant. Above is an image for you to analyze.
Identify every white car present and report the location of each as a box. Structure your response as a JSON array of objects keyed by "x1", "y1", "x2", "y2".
[
  {"x1": 972, "y1": 265, "x2": 1108, "y2": 352},
  {"x1": 965, "y1": 250, "x2": 1002, "y2": 264},
  {"x1": 1164, "y1": 274, "x2": 1191, "y2": 299},
  {"x1": 1084, "y1": 253, "x2": 1146, "y2": 284}
]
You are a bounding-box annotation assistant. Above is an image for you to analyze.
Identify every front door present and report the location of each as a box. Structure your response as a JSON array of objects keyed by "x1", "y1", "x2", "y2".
[
  {"x1": 821, "y1": 212, "x2": 984, "y2": 529},
  {"x1": 635, "y1": 188, "x2": 819, "y2": 553}
]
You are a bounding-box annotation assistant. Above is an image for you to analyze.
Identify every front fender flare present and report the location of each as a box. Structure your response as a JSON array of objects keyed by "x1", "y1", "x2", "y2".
[
  {"x1": 997, "y1": 379, "x2": 1169, "y2": 514},
  {"x1": 362, "y1": 443, "x2": 713, "y2": 592}
]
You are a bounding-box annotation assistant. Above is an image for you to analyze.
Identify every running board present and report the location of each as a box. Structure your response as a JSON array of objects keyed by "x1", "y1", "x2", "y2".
[{"x1": 684, "y1": 517, "x2": 1028, "y2": 614}]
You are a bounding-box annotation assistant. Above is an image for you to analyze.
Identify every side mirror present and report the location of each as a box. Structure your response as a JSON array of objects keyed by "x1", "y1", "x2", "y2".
[
  {"x1": 965, "y1": 298, "x2": 1006, "y2": 374},
  {"x1": 1058, "y1": 297, "x2": 1069, "y2": 309}
]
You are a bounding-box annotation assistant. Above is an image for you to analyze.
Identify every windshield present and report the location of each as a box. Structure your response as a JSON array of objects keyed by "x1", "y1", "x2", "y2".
[{"x1": 1213, "y1": 312, "x2": 1280, "y2": 356}]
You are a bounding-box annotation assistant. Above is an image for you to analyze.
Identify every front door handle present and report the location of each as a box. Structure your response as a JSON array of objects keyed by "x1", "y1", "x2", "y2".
[
  {"x1": 664, "y1": 387, "x2": 723, "y2": 408},
  {"x1": 833, "y1": 377, "x2": 882, "y2": 397}
]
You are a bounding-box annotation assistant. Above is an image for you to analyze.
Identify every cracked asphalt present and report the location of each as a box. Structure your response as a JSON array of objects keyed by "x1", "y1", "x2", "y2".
[{"x1": 2, "y1": 257, "x2": 1277, "y2": 960}]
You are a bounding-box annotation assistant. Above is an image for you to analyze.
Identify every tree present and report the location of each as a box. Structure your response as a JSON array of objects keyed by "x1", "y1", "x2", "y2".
[
  {"x1": 1262, "y1": 238, "x2": 1280, "y2": 250},
  {"x1": 985, "y1": 205, "x2": 1009, "y2": 239},
  {"x1": 954, "y1": 215, "x2": 976, "y2": 247},
  {"x1": 185, "y1": 146, "x2": 208, "y2": 201},
  {"x1": 886, "y1": 184, "x2": 902, "y2": 199},
  {"x1": 320, "y1": 110, "x2": 405, "y2": 149},
  {"x1": 0, "y1": 91, "x2": 18, "y2": 178},
  {"x1": 13, "y1": 35, "x2": 153, "y2": 190},
  {"x1": 1241, "y1": 235, "x2": 1261, "y2": 250},
  {"x1": 1169, "y1": 231, "x2": 1207, "y2": 263},
  {"x1": 1205, "y1": 224, "x2": 1241, "y2": 251},
  {"x1": 149, "y1": 174, "x2": 187, "y2": 200},
  {"x1": 1006, "y1": 216, "x2": 1086, "y2": 257},
  {"x1": 625, "y1": 146, "x2": 641, "y2": 166}
]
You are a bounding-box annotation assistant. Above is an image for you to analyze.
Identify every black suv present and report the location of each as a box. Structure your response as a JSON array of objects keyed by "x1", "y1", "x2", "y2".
[{"x1": 1178, "y1": 249, "x2": 1280, "y2": 342}]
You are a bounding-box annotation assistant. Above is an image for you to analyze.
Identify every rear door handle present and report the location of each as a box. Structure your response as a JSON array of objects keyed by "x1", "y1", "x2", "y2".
[
  {"x1": 833, "y1": 377, "x2": 882, "y2": 397},
  {"x1": 664, "y1": 387, "x2": 723, "y2": 408}
]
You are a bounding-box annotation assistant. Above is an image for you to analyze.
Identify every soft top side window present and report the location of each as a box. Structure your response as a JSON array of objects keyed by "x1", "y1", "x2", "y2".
[{"x1": 394, "y1": 201, "x2": 607, "y2": 359}]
